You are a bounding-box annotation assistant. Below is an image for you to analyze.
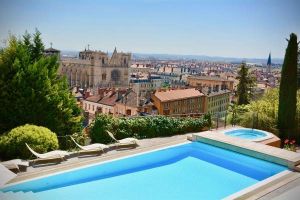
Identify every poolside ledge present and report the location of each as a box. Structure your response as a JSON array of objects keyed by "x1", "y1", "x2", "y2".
[{"x1": 192, "y1": 131, "x2": 300, "y2": 171}]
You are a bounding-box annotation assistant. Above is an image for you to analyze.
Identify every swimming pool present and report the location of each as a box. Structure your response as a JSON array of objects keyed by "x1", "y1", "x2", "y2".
[
  {"x1": 224, "y1": 128, "x2": 273, "y2": 141},
  {"x1": 1, "y1": 142, "x2": 286, "y2": 200}
]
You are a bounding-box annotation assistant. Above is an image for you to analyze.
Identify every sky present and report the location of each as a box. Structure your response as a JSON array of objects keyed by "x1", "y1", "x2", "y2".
[{"x1": 0, "y1": 0, "x2": 299, "y2": 59}]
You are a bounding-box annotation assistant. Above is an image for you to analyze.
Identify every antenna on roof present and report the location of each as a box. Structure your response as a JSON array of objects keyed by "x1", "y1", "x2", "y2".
[
  {"x1": 50, "y1": 42, "x2": 53, "y2": 48},
  {"x1": 88, "y1": 44, "x2": 90, "y2": 50}
]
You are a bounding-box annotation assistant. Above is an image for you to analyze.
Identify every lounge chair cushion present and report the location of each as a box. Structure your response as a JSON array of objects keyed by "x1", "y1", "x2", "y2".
[
  {"x1": 80, "y1": 144, "x2": 109, "y2": 151},
  {"x1": 118, "y1": 138, "x2": 138, "y2": 144}
]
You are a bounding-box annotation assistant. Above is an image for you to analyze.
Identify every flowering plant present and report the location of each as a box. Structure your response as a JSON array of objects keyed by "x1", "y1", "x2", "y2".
[{"x1": 283, "y1": 139, "x2": 296, "y2": 152}]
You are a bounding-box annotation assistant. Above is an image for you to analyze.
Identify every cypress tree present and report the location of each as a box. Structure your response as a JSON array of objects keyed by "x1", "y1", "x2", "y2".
[
  {"x1": 298, "y1": 50, "x2": 300, "y2": 89},
  {"x1": 236, "y1": 63, "x2": 255, "y2": 105},
  {"x1": 278, "y1": 33, "x2": 298, "y2": 140}
]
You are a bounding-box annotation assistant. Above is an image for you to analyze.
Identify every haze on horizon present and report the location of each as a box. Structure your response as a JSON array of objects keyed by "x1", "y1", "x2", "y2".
[{"x1": 0, "y1": 0, "x2": 299, "y2": 59}]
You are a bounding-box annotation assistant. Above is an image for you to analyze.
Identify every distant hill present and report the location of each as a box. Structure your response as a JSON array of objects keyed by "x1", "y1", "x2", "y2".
[
  {"x1": 132, "y1": 53, "x2": 283, "y2": 65},
  {"x1": 60, "y1": 50, "x2": 283, "y2": 65}
]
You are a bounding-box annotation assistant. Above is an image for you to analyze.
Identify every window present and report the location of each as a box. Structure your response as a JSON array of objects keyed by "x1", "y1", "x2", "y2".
[
  {"x1": 102, "y1": 58, "x2": 105, "y2": 64},
  {"x1": 102, "y1": 73, "x2": 106, "y2": 81}
]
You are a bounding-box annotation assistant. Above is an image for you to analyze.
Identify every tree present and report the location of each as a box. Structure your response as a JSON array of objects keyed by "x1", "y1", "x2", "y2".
[
  {"x1": 278, "y1": 33, "x2": 299, "y2": 140},
  {"x1": 0, "y1": 31, "x2": 82, "y2": 148},
  {"x1": 298, "y1": 49, "x2": 300, "y2": 89},
  {"x1": 236, "y1": 62, "x2": 255, "y2": 105},
  {"x1": 229, "y1": 89, "x2": 300, "y2": 141}
]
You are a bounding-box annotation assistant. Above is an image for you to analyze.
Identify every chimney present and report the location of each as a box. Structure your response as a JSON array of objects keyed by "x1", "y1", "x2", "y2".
[
  {"x1": 85, "y1": 91, "x2": 91, "y2": 99},
  {"x1": 117, "y1": 89, "x2": 123, "y2": 100}
]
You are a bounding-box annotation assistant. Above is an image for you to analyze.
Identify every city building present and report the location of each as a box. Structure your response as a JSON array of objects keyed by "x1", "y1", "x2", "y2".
[
  {"x1": 114, "y1": 90, "x2": 153, "y2": 116},
  {"x1": 130, "y1": 64, "x2": 154, "y2": 73},
  {"x1": 151, "y1": 87, "x2": 231, "y2": 117},
  {"x1": 82, "y1": 88, "x2": 127, "y2": 120},
  {"x1": 151, "y1": 88, "x2": 206, "y2": 115},
  {"x1": 59, "y1": 47, "x2": 131, "y2": 88},
  {"x1": 187, "y1": 75, "x2": 234, "y2": 91},
  {"x1": 130, "y1": 73, "x2": 163, "y2": 96},
  {"x1": 203, "y1": 89, "x2": 231, "y2": 117}
]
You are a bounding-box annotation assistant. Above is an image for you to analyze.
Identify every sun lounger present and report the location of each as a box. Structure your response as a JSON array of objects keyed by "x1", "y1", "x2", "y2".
[
  {"x1": 0, "y1": 164, "x2": 17, "y2": 186},
  {"x1": 70, "y1": 136, "x2": 109, "y2": 155},
  {"x1": 106, "y1": 131, "x2": 138, "y2": 148},
  {"x1": 1, "y1": 159, "x2": 29, "y2": 173},
  {"x1": 25, "y1": 143, "x2": 69, "y2": 165}
]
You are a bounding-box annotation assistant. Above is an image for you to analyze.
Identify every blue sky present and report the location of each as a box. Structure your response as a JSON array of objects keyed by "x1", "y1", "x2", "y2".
[{"x1": 0, "y1": 0, "x2": 299, "y2": 58}]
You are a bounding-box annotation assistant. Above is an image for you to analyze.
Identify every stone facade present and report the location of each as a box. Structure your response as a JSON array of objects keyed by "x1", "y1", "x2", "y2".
[{"x1": 59, "y1": 48, "x2": 131, "y2": 88}]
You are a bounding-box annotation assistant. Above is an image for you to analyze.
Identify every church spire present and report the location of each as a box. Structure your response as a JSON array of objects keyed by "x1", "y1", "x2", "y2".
[
  {"x1": 267, "y1": 52, "x2": 271, "y2": 73},
  {"x1": 109, "y1": 47, "x2": 118, "y2": 65},
  {"x1": 267, "y1": 52, "x2": 271, "y2": 66}
]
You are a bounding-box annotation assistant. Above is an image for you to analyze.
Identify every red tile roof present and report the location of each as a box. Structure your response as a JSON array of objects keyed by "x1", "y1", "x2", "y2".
[{"x1": 154, "y1": 88, "x2": 204, "y2": 102}]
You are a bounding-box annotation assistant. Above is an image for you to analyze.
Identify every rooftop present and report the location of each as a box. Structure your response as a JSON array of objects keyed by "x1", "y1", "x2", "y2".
[
  {"x1": 85, "y1": 95, "x2": 102, "y2": 103},
  {"x1": 154, "y1": 88, "x2": 204, "y2": 102}
]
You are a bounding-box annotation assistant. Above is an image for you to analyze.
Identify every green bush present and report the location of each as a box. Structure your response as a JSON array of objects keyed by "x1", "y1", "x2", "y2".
[
  {"x1": 0, "y1": 124, "x2": 59, "y2": 160},
  {"x1": 89, "y1": 114, "x2": 116, "y2": 144},
  {"x1": 89, "y1": 114, "x2": 209, "y2": 144}
]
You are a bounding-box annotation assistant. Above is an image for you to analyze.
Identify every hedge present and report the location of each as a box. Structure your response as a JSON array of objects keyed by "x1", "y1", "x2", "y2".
[
  {"x1": 0, "y1": 124, "x2": 59, "y2": 160},
  {"x1": 90, "y1": 114, "x2": 210, "y2": 144}
]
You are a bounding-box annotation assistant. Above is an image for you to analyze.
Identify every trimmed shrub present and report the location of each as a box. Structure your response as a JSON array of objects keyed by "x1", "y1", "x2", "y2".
[
  {"x1": 0, "y1": 124, "x2": 59, "y2": 160},
  {"x1": 89, "y1": 114, "x2": 209, "y2": 144},
  {"x1": 89, "y1": 114, "x2": 116, "y2": 144}
]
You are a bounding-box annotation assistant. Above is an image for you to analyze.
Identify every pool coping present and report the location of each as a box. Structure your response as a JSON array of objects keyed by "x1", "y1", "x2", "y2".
[{"x1": 223, "y1": 170, "x2": 300, "y2": 200}]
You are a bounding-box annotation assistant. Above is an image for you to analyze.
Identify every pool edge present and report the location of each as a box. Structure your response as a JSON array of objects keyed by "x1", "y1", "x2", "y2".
[{"x1": 223, "y1": 170, "x2": 300, "y2": 200}]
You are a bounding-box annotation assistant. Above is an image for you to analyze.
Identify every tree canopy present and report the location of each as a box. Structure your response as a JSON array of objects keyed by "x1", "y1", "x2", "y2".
[{"x1": 0, "y1": 31, "x2": 82, "y2": 147}]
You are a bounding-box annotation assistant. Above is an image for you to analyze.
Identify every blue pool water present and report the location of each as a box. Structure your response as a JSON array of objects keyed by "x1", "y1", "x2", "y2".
[
  {"x1": 1, "y1": 142, "x2": 286, "y2": 200},
  {"x1": 225, "y1": 129, "x2": 268, "y2": 140}
]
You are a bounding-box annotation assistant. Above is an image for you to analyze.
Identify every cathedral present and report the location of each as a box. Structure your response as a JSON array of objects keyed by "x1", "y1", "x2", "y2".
[{"x1": 59, "y1": 47, "x2": 131, "y2": 88}]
